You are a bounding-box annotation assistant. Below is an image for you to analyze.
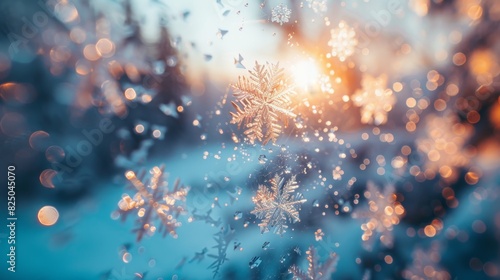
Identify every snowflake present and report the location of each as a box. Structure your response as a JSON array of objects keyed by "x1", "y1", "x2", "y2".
[
  {"x1": 306, "y1": 0, "x2": 327, "y2": 13},
  {"x1": 208, "y1": 226, "x2": 234, "y2": 278},
  {"x1": 251, "y1": 174, "x2": 307, "y2": 235},
  {"x1": 289, "y1": 246, "x2": 338, "y2": 280},
  {"x1": 328, "y1": 21, "x2": 358, "y2": 61},
  {"x1": 416, "y1": 112, "x2": 473, "y2": 181},
  {"x1": 402, "y1": 242, "x2": 451, "y2": 280},
  {"x1": 352, "y1": 182, "x2": 405, "y2": 250},
  {"x1": 230, "y1": 61, "x2": 296, "y2": 144},
  {"x1": 352, "y1": 74, "x2": 396, "y2": 125},
  {"x1": 271, "y1": 4, "x2": 292, "y2": 25},
  {"x1": 117, "y1": 165, "x2": 189, "y2": 241}
]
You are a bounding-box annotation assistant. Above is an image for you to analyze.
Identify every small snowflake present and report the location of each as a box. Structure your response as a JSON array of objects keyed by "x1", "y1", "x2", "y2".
[
  {"x1": 328, "y1": 21, "x2": 358, "y2": 61},
  {"x1": 352, "y1": 182, "x2": 405, "y2": 250},
  {"x1": 289, "y1": 246, "x2": 338, "y2": 280},
  {"x1": 117, "y1": 165, "x2": 189, "y2": 241},
  {"x1": 230, "y1": 61, "x2": 296, "y2": 144},
  {"x1": 352, "y1": 74, "x2": 396, "y2": 125},
  {"x1": 306, "y1": 0, "x2": 327, "y2": 13},
  {"x1": 332, "y1": 166, "x2": 344, "y2": 180},
  {"x1": 271, "y1": 4, "x2": 292, "y2": 25},
  {"x1": 251, "y1": 174, "x2": 307, "y2": 235}
]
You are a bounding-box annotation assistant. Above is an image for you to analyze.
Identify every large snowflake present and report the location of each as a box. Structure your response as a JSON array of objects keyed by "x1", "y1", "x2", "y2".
[
  {"x1": 328, "y1": 21, "x2": 358, "y2": 62},
  {"x1": 352, "y1": 182, "x2": 405, "y2": 250},
  {"x1": 352, "y1": 74, "x2": 396, "y2": 125},
  {"x1": 402, "y1": 242, "x2": 451, "y2": 280},
  {"x1": 289, "y1": 246, "x2": 338, "y2": 280},
  {"x1": 230, "y1": 61, "x2": 296, "y2": 144},
  {"x1": 416, "y1": 112, "x2": 473, "y2": 181},
  {"x1": 251, "y1": 174, "x2": 306, "y2": 235},
  {"x1": 117, "y1": 165, "x2": 189, "y2": 241}
]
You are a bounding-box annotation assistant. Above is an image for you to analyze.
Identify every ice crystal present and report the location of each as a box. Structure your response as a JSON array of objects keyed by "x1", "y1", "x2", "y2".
[
  {"x1": 251, "y1": 174, "x2": 306, "y2": 235},
  {"x1": 117, "y1": 165, "x2": 189, "y2": 241},
  {"x1": 416, "y1": 112, "x2": 473, "y2": 181},
  {"x1": 402, "y1": 243, "x2": 451, "y2": 280},
  {"x1": 352, "y1": 182, "x2": 405, "y2": 250},
  {"x1": 271, "y1": 4, "x2": 292, "y2": 25},
  {"x1": 352, "y1": 74, "x2": 396, "y2": 125},
  {"x1": 328, "y1": 21, "x2": 358, "y2": 62},
  {"x1": 289, "y1": 246, "x2": 338, "y2": 280},
  {"x1": 306, "y1": 0, "x2": 327, "y2": 13},
  {"x1": 230, "y1": 61, "x2": 296, "y2": 144},
  {"x1": 208, "y1": 226, "x2": 235, "y2": 278}
]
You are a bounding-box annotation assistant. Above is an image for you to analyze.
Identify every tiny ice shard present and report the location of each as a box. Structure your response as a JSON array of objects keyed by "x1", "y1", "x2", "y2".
[
  {"x1": 217, "y1": 28, "x2": 229, "y2": 39},
  {"x1": 249, "y1": 256, "x2": 262, "y2": 269},
  {"x1": 312, "y1": 199, "x2": 320, "y2": 207},
  {"x1": 258, "y1": 155, "x2": 268, "y2": 164},
  {"x1": 234, "y1": 211, "x2": 242, "y2": 220},
  {"x1": 160, "y1": 102, "x2": 179, "y2": 118},
  {"x1": 234, "y1": 53, "x2": 246, "y2": 69}
]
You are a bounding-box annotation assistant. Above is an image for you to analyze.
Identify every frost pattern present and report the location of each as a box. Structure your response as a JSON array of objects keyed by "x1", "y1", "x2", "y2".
[
  {"x1": 352, "y1": 182, "x2": 405, "y2": 250},
  {"x1": 352, "y1": 74, "x2": 396, "y2": 125},
  {"x1": 271, "y1": 4, "x2": 292, "y2": 25},
  {"x1": 230, "y1": 61, "x2": 296, "y2": 144},
  {"x1": 328, "y1": 20, "x2": 358, "y2": 61},
  {"x1": 117, "y1": 165, "x2": 189, "y2": 241},
  {"x1": 289, "y1": 246, "x2": 338, "y2": 280},
  {"x1": 251, "y1": 174, "x2": 306, "y2": 235}
]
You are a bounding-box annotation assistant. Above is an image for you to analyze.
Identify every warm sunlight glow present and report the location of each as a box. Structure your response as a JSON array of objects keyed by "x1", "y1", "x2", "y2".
[{"x1": 291, "y1": 58, "x2": 321, "y2": 92}]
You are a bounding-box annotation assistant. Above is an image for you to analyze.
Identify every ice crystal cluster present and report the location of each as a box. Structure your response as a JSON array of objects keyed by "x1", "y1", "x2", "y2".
[
  {"x1": 271, "y1": 4, "x2": 292, "y2": 25},
  {"x1": 230, "y1": 61, "x2": 296, "y2": 144},
  {"x1": 117, "y1": 165, "x2": 189, "y2": 241},
  {"x1": 251, "y1": 174, "x2": 307, "y2": 235},
  {"x1": 353, "y1": 182, "x2": 405, "y2": 250},
  {"x1": 328, "y1": 20, "x2": 358, "y2": 61},
  {"x1": 416, "y1": 113, "x2": 473, "y2": 181},
  {"x1": 306, "y1": 0, "x2": 328, "y2": 13},
  {"x1": 289, "y1": 246, "x2": 338, "y2": 280},
  {"x1": 352, "y1": 74, "x2": 396, "y2": 125}
]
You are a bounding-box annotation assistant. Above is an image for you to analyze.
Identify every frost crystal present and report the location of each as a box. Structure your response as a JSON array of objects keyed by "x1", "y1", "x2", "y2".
[
  {"x1": 117, "y1": 165, "x2": 189, "y2": 241},
  {"x1": 352, "y1": 182, "x2": 405, "y2": 250},
  {"x1": 230, "y1": 61, "x2": 296, "y2": 144},
  {"x1": 289, "y1": 246, "x2": 338, "y2": 280},
  {"x1": 328, "y1": 21, "x2": 358, "y2": 61},
  {"x1": 306, "y1": 0, "x2": 327, "y2": 13},
  {"x1": 352, "y1": 74, "x2": 396, "y2": 125},
  {"x1": 271, "y1": 4, "x2": 292, "y2": 25},
  {"x1": 251, "y1": 174, "x2": 306, "y2": 235}
]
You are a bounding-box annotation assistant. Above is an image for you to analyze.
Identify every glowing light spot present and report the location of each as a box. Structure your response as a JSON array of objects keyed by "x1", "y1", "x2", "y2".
[{"x1": 38, "y1": 206, "x2": 59, "y2": 226}]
